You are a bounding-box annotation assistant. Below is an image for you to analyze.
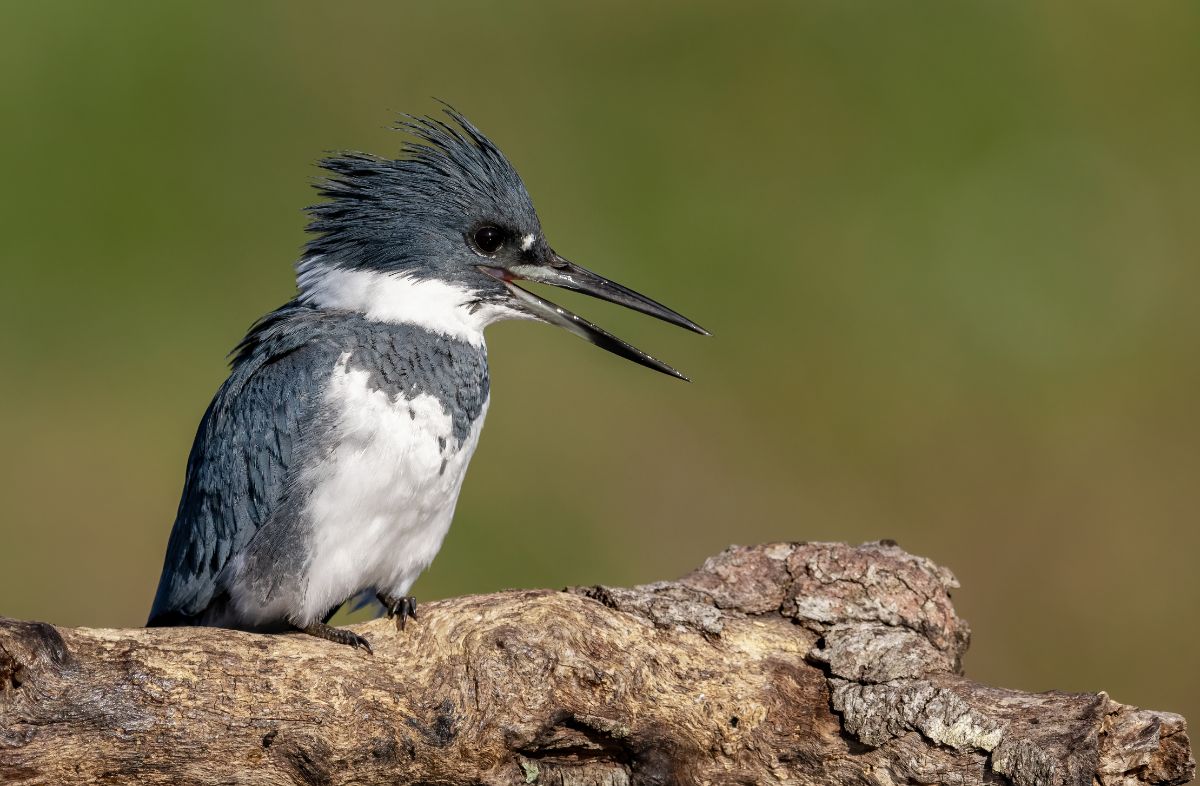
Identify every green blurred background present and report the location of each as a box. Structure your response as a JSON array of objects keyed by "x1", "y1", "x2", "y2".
[{"x1": 2, "y1": 1, "x2": 1196, "y2": 725}]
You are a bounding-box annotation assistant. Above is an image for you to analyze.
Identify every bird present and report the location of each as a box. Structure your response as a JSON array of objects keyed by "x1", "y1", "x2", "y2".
[{"x1": 146, "y1": 107, "x2": 707, "y2": 651}]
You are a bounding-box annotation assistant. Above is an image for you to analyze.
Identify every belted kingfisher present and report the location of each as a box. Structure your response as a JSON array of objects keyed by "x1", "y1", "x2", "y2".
[{"x1": 147, "y1": 108, "x2": 706, "y2": 651}]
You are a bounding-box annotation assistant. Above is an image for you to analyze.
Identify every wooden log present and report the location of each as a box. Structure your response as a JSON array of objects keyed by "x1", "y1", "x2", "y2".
[{"x1": 0, "y1": 542, "x2": 1192, "y2": 785}]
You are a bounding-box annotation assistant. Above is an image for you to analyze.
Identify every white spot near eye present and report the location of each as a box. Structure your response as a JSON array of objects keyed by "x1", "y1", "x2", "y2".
[{"x1": 520, "y1": 233, "x2": 535, "y2": 251}]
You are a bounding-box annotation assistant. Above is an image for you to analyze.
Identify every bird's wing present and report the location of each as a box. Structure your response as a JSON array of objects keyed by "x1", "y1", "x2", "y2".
[{"x1": 147, "y1": 305, "x2": 337, "y2": 625}]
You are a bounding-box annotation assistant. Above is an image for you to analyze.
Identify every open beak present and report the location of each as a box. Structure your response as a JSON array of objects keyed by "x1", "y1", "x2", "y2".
[{"x1": 480, "y1": 254, "x2": 708, "y2": 381}]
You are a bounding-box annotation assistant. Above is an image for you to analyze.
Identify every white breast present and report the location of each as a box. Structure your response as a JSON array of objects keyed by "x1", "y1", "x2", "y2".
[{"x1": 294, "y1": 352, "x2": 488, "y2": 625}]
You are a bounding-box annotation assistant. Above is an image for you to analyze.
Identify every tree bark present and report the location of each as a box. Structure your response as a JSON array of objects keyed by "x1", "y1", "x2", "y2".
[{"x1": 0, "y1": 541, "x2": 1193, "y2": 786}]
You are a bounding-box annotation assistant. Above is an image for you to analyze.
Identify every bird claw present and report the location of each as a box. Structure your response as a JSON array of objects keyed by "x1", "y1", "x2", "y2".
[
  {"x1": 343, "y1": 630, "x2": 374, "y2": 653},
  {"x1": 299, "y1": 621, "x2": 373, "y2": 654},
  {"x1": 377, "y1": 593, "x2": 417, "y2": 631}
]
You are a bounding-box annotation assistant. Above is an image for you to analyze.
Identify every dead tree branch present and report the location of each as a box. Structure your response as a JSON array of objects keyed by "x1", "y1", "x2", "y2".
[{"x1": 0, "y1": 542, "x2": 1193, "y2": 785}]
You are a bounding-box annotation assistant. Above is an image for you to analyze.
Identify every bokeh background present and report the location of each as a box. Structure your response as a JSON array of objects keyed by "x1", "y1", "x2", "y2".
[{"x1": 2, "y1": 2, "x2": 1197, "y2": 727}]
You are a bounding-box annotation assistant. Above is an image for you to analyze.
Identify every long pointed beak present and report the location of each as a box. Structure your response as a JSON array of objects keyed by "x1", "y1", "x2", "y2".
[{"x1": 480, "y1": 255, "x2": 707, "y2": 381}]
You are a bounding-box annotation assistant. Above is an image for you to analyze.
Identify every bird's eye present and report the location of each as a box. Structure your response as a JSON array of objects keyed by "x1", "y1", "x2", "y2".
[{"x1": 471, "y1": 226, "x2": 504, "y2": 255}]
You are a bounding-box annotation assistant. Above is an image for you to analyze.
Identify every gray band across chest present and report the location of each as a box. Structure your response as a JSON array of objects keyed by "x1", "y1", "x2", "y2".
[{"x1": 343, "y1": 321, "x2": 490, "y2": 444}]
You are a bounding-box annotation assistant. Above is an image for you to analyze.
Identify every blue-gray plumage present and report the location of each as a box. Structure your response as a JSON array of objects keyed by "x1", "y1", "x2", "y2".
[{"x1": 148, "y1": 107, "x2": 707, "y2": 651}]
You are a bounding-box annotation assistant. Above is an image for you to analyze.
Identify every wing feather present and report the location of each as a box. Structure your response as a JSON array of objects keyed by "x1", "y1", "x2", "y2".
[{"x1": 147, "y1": 304, "x2": 334, "y2": 625}]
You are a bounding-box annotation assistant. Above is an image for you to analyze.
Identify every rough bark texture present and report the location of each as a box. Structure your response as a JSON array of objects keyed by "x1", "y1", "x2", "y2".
[{"x1": 0, "y1": 541, "x2": 1192, "y2": 786}]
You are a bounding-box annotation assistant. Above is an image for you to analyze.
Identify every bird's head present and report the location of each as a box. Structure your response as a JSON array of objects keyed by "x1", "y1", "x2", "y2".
[{"x1": 298, "y1": 107, "x2": 706, "y2": 379}]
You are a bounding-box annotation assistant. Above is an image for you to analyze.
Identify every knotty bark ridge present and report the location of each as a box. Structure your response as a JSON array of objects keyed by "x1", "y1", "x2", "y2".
[{"x1": 0, "y1": 541, "x2": 1193, "y2": 786}]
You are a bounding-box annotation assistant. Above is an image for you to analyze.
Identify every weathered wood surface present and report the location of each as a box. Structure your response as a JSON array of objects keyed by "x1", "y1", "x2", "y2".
[{"x1": 0, "y1": 542, "x2": 1193, "y2": 785}]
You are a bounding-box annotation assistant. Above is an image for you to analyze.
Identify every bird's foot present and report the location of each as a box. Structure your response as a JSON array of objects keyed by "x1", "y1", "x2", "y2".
[
  {"x1": 377, "y1": 593, "x2": 417, "y2": 631},
  {"x1": 298, "y1": 621, "x2": 373, "y2": 654}
]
